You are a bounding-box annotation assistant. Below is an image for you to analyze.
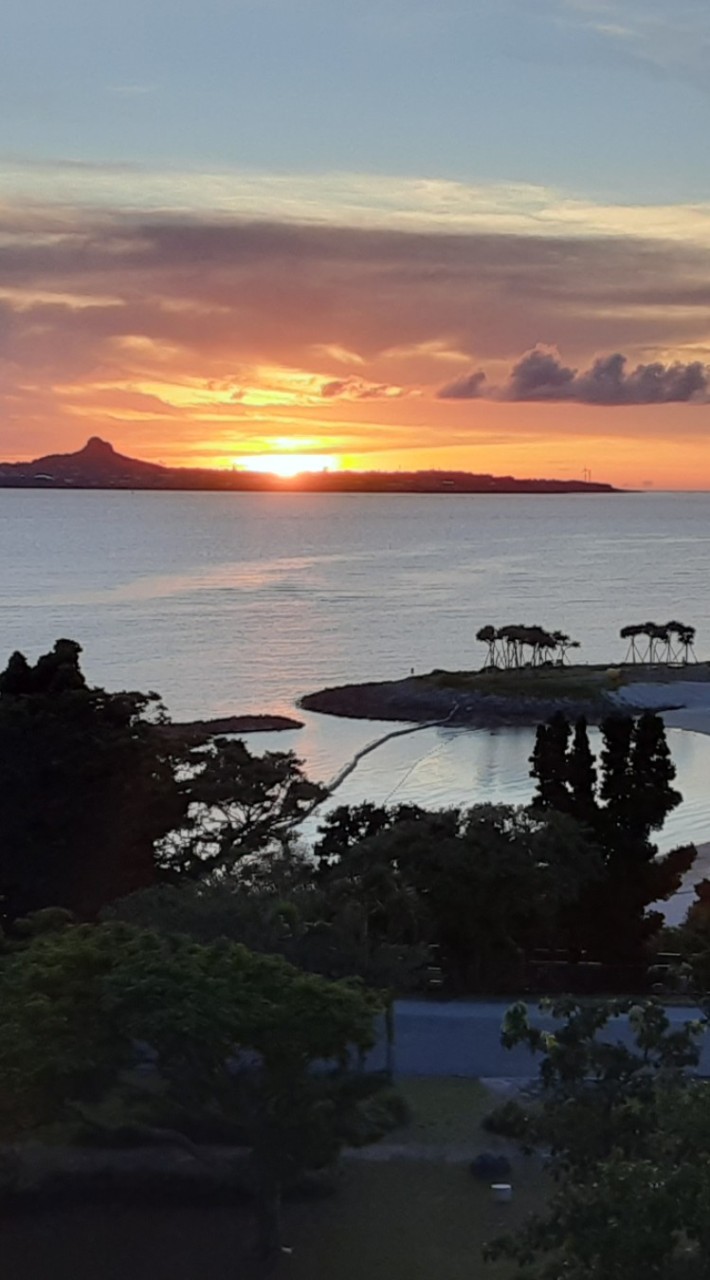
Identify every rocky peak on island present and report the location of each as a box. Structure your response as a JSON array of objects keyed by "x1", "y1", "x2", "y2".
[
  {"x1": 80, "y1": 437, "x2": 120, "y2": 462},
  {"x1": 0, "y1": 438, "x2": 167, "y2": 487}
]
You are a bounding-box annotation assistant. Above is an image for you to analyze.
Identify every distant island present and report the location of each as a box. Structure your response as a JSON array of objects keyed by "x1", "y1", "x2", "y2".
[{"x1": 0, "y1": 438, "x2": 620, "y2": 494}]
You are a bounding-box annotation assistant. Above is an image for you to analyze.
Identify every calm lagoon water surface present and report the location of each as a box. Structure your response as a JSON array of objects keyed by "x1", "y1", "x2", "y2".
[{"x1": 2, "y1": 488, "x2": 710, "y2": 852}]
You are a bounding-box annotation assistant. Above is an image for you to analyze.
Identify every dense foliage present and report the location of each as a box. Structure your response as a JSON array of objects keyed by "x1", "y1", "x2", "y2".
[
  {"x1": 0, "y1": 641, "x2": 320, "y2": 920},
  {"x1": 0, "y1": 918, "x2": 392, "y2": 1256},
  {"x1": 313, "y1": 801, "x2": 601, "y2": 991},
  {"x1": 157, "y1": 735, "x2": 323, "y2": 878},
  {"x1": 113, "y1": 801, "x2": 602, "y2": 993},
  {"x1": 486, "y1": 998, "x2": 710, "y2": 1279},
  {"x1": 0, "y1": 640, "x2": 185, "y2": 919},
  {"x1": 530, "y1": 711, "x2": 695, "y2": 962}
]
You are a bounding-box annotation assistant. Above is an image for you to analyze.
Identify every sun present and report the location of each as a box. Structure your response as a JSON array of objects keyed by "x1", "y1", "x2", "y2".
[{"x1": 235, "y1": 453, "x2": 339, "y2": 478}]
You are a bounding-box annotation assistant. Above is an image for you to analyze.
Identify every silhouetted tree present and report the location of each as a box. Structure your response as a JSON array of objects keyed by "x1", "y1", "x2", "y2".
[
  {"x1": 620, "y1": 620, "x2": 697, "y2": 665},
  {"x1": 530, "y1": 711, "x2": 694, "y2": 966},
  {"x1": 552, "y1": 630, "x2": 580, "y2": 664},
  {"x1": 475, "y1": 625, "x2": 497, "y2": 668},
  {"x1": 0, "y1": 640, "x2": 322, "y2": 921},
  {"x1": 598, "y1": 714, "x2": 635, "y2": 824},
  {"x1": 530, "y1": 712, "x2": 573, "y2": 812},
  {"x1": 628, "y1": 711, "x2": 682, "y2": 833},
  {"x1": 477, "y1": 624, "x2": 580, "y2": 670},
  {"x1": 567, "y1": 715, "x2": 597, "y2": 824},
  {"x1": 157, "y1": 737, "x2": 324, "y2": 879},
  {"x1": 0, "y1": 641, "x2": 187, "y2": 920}
]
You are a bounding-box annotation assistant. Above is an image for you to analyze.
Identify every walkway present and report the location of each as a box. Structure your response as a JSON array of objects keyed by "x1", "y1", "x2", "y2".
[{"x1": 367, "y1": 998, "x2": 710, "y2": 1078}]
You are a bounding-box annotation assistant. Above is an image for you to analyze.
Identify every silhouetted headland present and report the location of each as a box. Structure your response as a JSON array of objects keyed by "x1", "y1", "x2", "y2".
[
  {"x1": 0, "y1": 438, "x2": 621, "y2": 494},
  {"x1": 300, "y1": 663, "x2": 710, "y2": 728},
  {"x1": 159, "y1": 714, "x2": 303, "y2": 744}
]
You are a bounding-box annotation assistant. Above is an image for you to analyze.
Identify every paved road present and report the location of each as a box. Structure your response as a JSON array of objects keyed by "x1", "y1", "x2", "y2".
[{"x1": 367, "y1": 999, "x2": 710, "y2": 1078}]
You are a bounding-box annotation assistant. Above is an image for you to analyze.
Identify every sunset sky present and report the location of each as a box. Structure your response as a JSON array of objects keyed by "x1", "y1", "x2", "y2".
[{"x1": 2, "y1": 0, "x2": 710, "y2": 486}]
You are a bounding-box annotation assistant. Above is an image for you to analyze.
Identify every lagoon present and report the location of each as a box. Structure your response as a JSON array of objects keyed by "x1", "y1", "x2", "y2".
[{"x1": 2, "y1": 488, "x2": 710, "y2": 861}]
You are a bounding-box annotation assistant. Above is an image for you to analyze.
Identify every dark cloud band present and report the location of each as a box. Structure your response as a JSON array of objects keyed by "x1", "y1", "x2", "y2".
[{"x1": 438, "y1": 346, "x2": 709, "y2": 405}]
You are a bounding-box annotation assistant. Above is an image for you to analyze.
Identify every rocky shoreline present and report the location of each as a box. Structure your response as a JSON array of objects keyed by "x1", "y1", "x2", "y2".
[{"x1": 299, "y1": 676, "x2": 615, "y2": 728}]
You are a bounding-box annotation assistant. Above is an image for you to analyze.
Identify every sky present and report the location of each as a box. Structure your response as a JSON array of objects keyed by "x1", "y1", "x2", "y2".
[{"x1": 2, "y1": 0, "x2": 710, "y2": 486}]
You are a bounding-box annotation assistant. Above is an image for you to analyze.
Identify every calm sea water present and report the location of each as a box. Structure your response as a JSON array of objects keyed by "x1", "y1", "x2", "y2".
[{"x1": 2, "y1": 489, "x2": 710, "y2": 858}]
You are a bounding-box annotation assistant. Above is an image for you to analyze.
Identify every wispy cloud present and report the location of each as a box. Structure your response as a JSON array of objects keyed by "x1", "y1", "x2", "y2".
[
  {"x1": 321, "y1": 377, "x2": 409, "y2": 401},
  {"x1": 3, "y1": 157, "x2": 710, "y2": 245},
  {"x1": 559, "y1": 0, "x2": 710, "y2": 80}
]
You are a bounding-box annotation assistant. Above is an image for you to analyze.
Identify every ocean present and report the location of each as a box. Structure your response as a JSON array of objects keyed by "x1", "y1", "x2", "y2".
[{"x1": 3, "y1": 488, "x2": 710, "y2": 855}]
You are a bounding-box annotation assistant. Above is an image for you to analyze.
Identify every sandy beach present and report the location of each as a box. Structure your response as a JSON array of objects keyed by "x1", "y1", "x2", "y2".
[{"x1": 613, "y1": 679, "x2": 710, "y2": 737}]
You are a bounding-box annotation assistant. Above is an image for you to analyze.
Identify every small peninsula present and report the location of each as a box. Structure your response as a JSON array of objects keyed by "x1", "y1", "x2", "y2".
[
  {"x1": 159, "y1": 714, "x2": 304, "y2": 744},
  {"x1": 300, "y1": 663, "x2": 710, "y2": 728},
  {"x1": 0, "y1": 437, "x2": 620, "y2": 494}
]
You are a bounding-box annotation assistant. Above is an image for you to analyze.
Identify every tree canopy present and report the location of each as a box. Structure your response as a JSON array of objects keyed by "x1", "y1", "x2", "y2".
[
  {"x1": 312, "y1": 802, "x2": 601, "y2": 991},
  {"x1": 0, "y1": 640, "x2": 321, "y2": 921},
  {"x1": 487, "y1": 998, "x2": 710, "y2": 1280},
  {"x1": 476, "y1": 624, "x2": 579, "y2": 670},
  {"x1": 0, "y1": 640, "x2": 185, "y2": 920},
  {"x1": 0, "y1": 919, "x2": 391, "y2": 1257},
  {"x1": 620, "y1": 619, "x2": 696, "y2": 665},
  {"x1": 157, "y1": 735, "x2": 324, "y2": 879},
  {"x1": 110, "y1": 799, "x2": 602, "y2": 994}
]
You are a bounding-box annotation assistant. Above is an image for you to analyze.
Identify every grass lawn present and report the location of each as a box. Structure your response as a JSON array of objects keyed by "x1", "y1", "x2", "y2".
[
  {"x1": 391, "y1": 1077, "x2": 501, "y2": 1145},
  {"x1": 0, "y1": 1080, "x2": 545, "y2": 1280},
  {"x1": 0, "y1": 1161, "x2": 545, "y2": 1280},
  {"x1": 420, "y1": 661, "x2": 710, "y2": 702},
  {"x1": 285, "y1": 1158, "x2": 544, "y2": 1280},
  {"x1": 281, "y1": 1077, "x2": 544, "y2": 1280},
  {"x1": 420, "y1": 664, "x2": 615, "y2": 701}
]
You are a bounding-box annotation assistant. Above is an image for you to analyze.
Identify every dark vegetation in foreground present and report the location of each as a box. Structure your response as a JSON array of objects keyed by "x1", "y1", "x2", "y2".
[
  {"x1": 4, "y1": 640, "x2": 710, "y2": 1274},
  {"x1": 0, "y1": 638, "x2": 696, "y2": 991},
  {"x1": 484, "y1": 998, "x2": 710, "y2": 1280}
]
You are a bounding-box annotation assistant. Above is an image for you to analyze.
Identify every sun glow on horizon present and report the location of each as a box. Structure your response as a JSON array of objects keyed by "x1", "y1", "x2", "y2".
[{"x1": 234, "y1": 453, "x2": 340, "y2": 478}]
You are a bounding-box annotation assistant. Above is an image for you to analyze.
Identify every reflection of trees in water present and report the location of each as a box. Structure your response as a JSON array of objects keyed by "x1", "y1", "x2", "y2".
[
  {"x1": 315, "y1": 725, "x2": 710, "y2": 857},
  {"x1": 467, "y1": 728, "x2": 537, "y2": 805},
  {"x1": 474, "y1": 728, "x2": 501, "y2": 796}
]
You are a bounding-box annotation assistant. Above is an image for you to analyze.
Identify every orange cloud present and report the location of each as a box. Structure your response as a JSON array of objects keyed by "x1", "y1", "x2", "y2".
[{"x1": 1, "y1": 204, "x2": 710, "y2": 485}]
